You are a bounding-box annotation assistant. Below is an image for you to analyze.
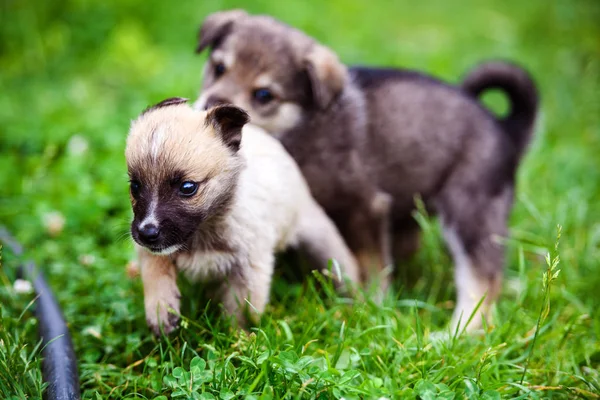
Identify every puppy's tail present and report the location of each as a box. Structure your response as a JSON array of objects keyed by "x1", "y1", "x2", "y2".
[{"x1": 461, "y1": 61, "x2": 539, "y2": 158}]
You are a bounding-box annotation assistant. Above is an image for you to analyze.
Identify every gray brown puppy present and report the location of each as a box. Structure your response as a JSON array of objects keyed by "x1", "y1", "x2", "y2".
[
  {"x1": 193, "y1": 10, "x2": 539, "y2": 332},
  {"x1": 126, "y1": 98, "x2": 359, "y2": 335}
]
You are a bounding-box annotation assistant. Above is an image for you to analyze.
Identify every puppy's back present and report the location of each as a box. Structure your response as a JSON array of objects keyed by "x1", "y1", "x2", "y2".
[{"x1": 349, "y1": 67, "x2": 517, "y2": 211}]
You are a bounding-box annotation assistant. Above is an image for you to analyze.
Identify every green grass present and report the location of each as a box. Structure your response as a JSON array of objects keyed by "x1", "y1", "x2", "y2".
[{"x1": 1, "y1": 0, "x2": 599, "y2": 398}]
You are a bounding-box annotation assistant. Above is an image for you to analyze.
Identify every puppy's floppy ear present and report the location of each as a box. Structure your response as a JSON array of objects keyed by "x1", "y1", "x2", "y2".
[
  {"x1": 205, "y1": 105, "x2": 250, "y2": 152},
  {"x1": 142, "y1": 97, "x2": 188, "y2": 115},
  {"x1": 304, "y1": 43, "x2": 348, "y2": 109},
  {"x1": 196, "y1": 9, "x2": 247, "y2": 53}
]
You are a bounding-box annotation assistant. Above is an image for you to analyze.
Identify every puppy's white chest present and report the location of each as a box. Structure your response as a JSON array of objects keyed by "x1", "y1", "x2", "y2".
[{"x1": 175, "y1": 250, "x2": 238, "y2": 282}]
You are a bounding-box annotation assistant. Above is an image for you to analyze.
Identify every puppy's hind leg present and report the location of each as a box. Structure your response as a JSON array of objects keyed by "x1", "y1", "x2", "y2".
[
  {"x1": 442, "y1": 226, "x2": 503, "y2": 334},
  {"x1": 391, "y1": 217, "x2": 422, "y2": 285},
  {"x1": 440, "y1": 186, "x2": 513, "y2": 334},
  {"x1": 295, "y1": 199, "x2": 360, "y2": 288},
  {"x1": 393, "y1": 217, "x2": 421, "y2": 262}
]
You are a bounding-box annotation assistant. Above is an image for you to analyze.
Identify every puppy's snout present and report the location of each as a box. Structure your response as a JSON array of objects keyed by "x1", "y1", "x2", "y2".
[
  {"x1": 139, "y1": 224, "x2": 160, "y2": 243},
  {"x1": 204, "y1": 95, "x2": 230, "y2": 110}
]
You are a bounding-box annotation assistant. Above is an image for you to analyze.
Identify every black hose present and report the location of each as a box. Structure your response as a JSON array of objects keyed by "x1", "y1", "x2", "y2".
[{"x1": 1, "y1": 227, "x2": 81, "y2": 400}]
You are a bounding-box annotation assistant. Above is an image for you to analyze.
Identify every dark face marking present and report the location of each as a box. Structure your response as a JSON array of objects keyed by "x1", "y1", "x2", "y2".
[
  {"x1": 129, "y1": 169, "x2": 209, "y2": 253},
  {"x1": 128, "y1": 157, "x2": 239, "y2": 254},
  {"x1": 130, "y1": 180, "x2": 142, "y2": 199}
]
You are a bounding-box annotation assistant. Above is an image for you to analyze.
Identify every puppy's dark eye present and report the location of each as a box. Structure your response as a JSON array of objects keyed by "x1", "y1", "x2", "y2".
[
  {"x1": 214, "y1": 62, "x2": 226, "y2": 78},
  {"x1": 252, "y1": 88, "x2": 274, "y2": 105},
  {"x1": 130, "y1": 180, "x2": 141, "y2": 199},
  {"x1": 179, "y1": 181, "x2": 198, "y2": 197}
]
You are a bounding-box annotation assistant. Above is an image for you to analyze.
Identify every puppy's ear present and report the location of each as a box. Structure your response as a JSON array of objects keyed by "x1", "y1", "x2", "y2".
[
  {"x1": 205, "y1": 105, "x2": 250, "y2": 152},
  {"x1": 196, "y1": 9, "x2": 247, "y2": 53},
  {"x1": 304, "y1": 43, "x2": 348, "y2": 109},
  {"x1": 142, "y1": 97, "x2": 188, "y2": 115}
]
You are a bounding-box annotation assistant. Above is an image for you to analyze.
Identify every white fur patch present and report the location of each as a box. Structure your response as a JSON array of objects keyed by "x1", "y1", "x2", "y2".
[
  {"x1": 139, "y1": 192, "x2": 159, "y2": 229},
  {"x1": 140, "y1": 243, "x2": 181, "y2": 256},
  {"x1": 176, "y1": 250, "x2": 239, "y2": 282},
  {"x1": 193, "y1": 92, "x2": 208, "y2": 111},
  {"x1": 154, "y1": 244, "x2": 182, "y2": 256},
  {"x1": 254, "y1": 74, "x2": 285, "y2": 97},
  {"x1": 254, "y1": 74, "x2": 273, "y2": 89},
  {"x1": 211, "y1": 49, "x2": 235, "y2": 69},
  {"x1": 442, "y1": 223, "x2": 487, "y2": 332},
  {"x1": 150, "y1": 127, "x2": 166, "y2": 162},
  {"x1": 258, "y1": 103, "x2": 303, "y2": 135}
]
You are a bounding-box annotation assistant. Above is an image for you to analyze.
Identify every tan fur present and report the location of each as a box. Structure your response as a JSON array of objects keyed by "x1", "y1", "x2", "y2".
[
  {"x1": 126, "y1": 101, "x2": 359, "y2": 334},
  {"x1": 127, "y1": 106, "x2": 240, "y2": 188},
  {"x1": 139, "y1": 250, "x2": 180, "y2": 336},
  {"x1": 303, "y1": 43, "x2": 348, "y2": 108}
]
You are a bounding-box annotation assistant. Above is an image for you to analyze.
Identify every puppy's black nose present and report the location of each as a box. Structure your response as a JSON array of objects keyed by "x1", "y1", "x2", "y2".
[
  {"x1": 204, "y1": 96, "x2": 230, "y2": 110},
  {"x1": 139, "y1": 224, "x2": 160, "y2": 242}
]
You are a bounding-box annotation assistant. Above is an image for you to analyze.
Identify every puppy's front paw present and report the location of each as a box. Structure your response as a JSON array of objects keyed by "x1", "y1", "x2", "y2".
[{"x1": 145, "y1": 284, "x2": 181, "y2": 336}]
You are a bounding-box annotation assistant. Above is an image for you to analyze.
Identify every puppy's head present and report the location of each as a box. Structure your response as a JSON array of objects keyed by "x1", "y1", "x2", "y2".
[
  {"x1": 125, "y1": 98, "x2": 249, "y2": 255},
  {"x1": 194, "y1": 10, "x2": 348, "y2": 135}
]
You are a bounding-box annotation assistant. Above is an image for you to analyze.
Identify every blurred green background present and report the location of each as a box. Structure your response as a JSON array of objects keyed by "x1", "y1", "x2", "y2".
[
  {"x1": 1, "y1": 0, "x2": 598, "y2": 265},
  {"x1": 1, "y1": 0, "x2": 599, "y2": 398}
]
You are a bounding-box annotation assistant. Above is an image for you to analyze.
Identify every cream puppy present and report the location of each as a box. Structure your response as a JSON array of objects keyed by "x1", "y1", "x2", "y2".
[{"x1": 126, "y1": 98, "x2": 359, "y2": 335}]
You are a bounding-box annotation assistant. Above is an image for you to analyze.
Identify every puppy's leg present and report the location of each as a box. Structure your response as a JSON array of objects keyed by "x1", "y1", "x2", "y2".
[
  {"x1": 221, "y1": 255, "x2": 274, "y2": 326},
  {"x1": 391, "y1": 218, "x2": 422, "y2": 286},
  {"x1": 139, "y1": 249, "x2": 181, "y2": 336},
  {"x1": 442, "y1": 226, "x2": 503, "y2": 333},
  {"x1": 439, "y1": 186, "x2": 512, "y2": 334},
  {"x1": 348, "y1": 191, "x2": 393, "y2": 294},
  {"x1": 393, "y1": 218, "x2": 421, "y2": 261},
  {"x1": 296, "y1": 199, "x2": 360, "y2": 286}
]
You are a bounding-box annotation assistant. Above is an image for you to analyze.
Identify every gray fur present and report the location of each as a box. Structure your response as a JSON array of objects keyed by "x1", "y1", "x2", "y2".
[{"x1": 194, "y1": 11, "x2": 539, "y2": 331}]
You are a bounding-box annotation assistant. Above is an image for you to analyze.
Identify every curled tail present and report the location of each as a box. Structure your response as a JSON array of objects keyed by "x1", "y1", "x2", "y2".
[{"x1": 461, "y1": 61, "x2": 539, "y2": 158}]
